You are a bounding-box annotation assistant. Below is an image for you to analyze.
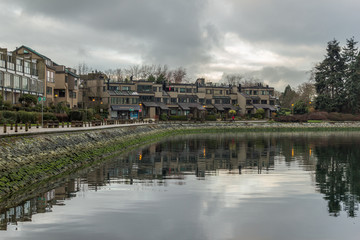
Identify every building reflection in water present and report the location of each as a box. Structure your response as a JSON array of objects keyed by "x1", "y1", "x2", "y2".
[{"x1": 2, "y1": 132, "x2": 360, "y2": 230}]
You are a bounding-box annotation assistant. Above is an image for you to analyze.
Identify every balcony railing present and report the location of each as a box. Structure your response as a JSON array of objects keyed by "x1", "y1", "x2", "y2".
[{"x1": 7, "y1": 62, "x2": 14, "y2": 70}]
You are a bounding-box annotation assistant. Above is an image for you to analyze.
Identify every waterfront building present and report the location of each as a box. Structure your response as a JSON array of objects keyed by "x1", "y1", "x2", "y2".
[
  {"x1": 13, "y1": 46, "x2": 79, "y2": 109},
  {"x1": 79, "y1": 73, "x2": 278, "y2": 120},
  {"x1": 0, "y1": 47, "x2": 42, "y2": 104}
]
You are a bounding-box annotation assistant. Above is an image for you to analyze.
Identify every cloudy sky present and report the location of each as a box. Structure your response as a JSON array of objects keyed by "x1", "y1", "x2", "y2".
[{"x1": 1, "y1": 0, "x2": 360, "y2": 91}]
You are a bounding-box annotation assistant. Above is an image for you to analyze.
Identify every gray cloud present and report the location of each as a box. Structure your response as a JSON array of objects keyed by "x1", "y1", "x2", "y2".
[{"x1": 1, "y1": 0, "x2": 359, "y2": 91}]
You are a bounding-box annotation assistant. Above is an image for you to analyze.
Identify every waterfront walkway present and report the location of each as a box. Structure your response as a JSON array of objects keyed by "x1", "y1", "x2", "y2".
[{"x1": 0, "y1": 122, "x2": 153, "y2": 137}]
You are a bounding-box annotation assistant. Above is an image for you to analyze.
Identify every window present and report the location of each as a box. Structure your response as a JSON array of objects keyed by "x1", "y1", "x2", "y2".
[
  {"x1": 186, "y1": 88, "x2": 192, "y2": 93},
  {"x1": 14, "y1": 75, "x2": 21, "y2": 89},
  {"x1": 153, "y1": 87, "x2": 157, "y2": 92},
  {"x1": 199, "y1": 98, "x2": 204, "y2": 104},
  {"x1": 180, "y1": 88, "x2": 186, "y2": 93},
  {"x1": 170, "y1": 109, "x2": 177, "y2": 115},
  {"x1": 159, "y1": 87, "x2": 162, "y2": 92},
  {"x1": 163, "y1": 98, "x2": 168, "y2": 104},
  {"x1": 46, "y1": 87, "x2": 53, "y2": 95},
  {"x1": 232, "y1": 100, "x2": 237, "y2": 105},
  {"x1": 4, "y1": 73, "x2": 12, "y2": 88},
  {"x1": 109, "y1": 86, "x2": 119, "y2": 91},
  {"x1": 253, "y1": 90, "x2": 258, "y2": 95},
  {"x1": 22, "y1": 77, "x2": 28, "y2": 90},
  {"x1": 155, "y1": 98, "x2": 161, "y2": 102},
  {"x1": 262, "y1": 91, "x2": 266, "y2": 95},
  {"x1": 132, "y1": 98, "x2": 139, "y2": 104},
  {"x1": 246, "y1": 100, "x2": 252, "y2": 105},
  {"x1": 215, "y1": 99, "x2": 220, "y2": 104},
  {"x1": 122, "y1": 86, "x2": 131, "y2": 91},
  {"x1": 261, "y1": 100, "x2": 267, "y2": 104},
  {"x1": 222, "y1": 99, "x2": 230, "y2": 104},
  {"x1": 171, "y1": 98, "x2": 177, "y2": 103},
  {"x1": 0, "y1": 71, "x2": 3, "y2": 86},
  {"x1": 24, "y1": 61, "x2": 30, "y2": 74},
  {"x1": 59, "y1": 89, "x2": 66, "y2": 97},
  {"x1": 16, "y1": 59, "x2": 23, "y2": 72},
  {"x1": 7, "y1": 56, "x2": 14, "y2": 70},
  {"x1": 65, "y1": 76, "x2": 68, "y2": 83},
  {"x1": 137, "y1": 85, "x2": 152, "y2": 92},
  {"x1": 206, "y1": 99, "x2": 212, "y2": 104},
  {"x1": 189, "y1": 98, "x2": 196, "y2": 103},
  {"x1": 206, "y1": 89, "x2": 213, "y2": 94},
  {"x1": 178, "y1": 98, "x2": 186, "y2": 103},
  {"x1": 270, "y1": 100, "x2": 274, "y2": 105},
  {"x1": 30, "y1": 79, "x2": 37, "y2": 91}
]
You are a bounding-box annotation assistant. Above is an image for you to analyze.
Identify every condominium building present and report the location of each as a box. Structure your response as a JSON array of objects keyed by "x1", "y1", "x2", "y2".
[
  {"x1": 0, "y1": 47, "x2": 42, "y2": 104},
  {"x1": 79, "y1": 74, "x2": 278, "y2": 120},
  {"x1": 14, "y1": 46, "x2": 79, "y2": 108}
]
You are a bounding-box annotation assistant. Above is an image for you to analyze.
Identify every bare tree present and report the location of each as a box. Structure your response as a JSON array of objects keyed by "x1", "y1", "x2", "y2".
[
  {"x1": 172, "y1": 67, "x2": 187, "y2": 83},
  {"x1": 77, "y1": 62, "x2": 92, "y2": 75},
  {"x1": 224, "y1": 74, "x2": 243, "y2": 86},
  {"x1": 297, "y1": 82, "x2": 316, "y2": 102}
]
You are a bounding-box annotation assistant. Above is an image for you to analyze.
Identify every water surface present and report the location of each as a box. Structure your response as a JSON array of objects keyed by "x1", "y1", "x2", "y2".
[{"x1": 1, "y1": 132, "x2": 360, "y2": 240}]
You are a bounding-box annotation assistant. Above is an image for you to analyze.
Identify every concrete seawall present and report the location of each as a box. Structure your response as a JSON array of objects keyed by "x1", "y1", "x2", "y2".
[{"x1": 1, "y1": 121, "x2": 360, "y2": 202}]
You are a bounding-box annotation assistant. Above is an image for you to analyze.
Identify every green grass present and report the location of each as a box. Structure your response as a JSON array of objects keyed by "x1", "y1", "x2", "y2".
[{"x1": 307, "y1": 120, "x2": 323, "y2": 123}]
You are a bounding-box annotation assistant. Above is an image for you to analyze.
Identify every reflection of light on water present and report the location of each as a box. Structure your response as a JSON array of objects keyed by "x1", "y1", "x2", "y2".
[
  {"x1": 309, "y1": 148, "x2": 312, "y2": 156},
  {"x1": 292, "y1": 148, "x2": 294, "y2": 157},
  {"x1": 203, "y1": 147, "x2": 206, "y2": 157}
]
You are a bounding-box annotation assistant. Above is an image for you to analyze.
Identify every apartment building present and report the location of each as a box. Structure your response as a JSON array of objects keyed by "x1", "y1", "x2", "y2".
[
  {"x1": 79, "y1": 73, "x2": 278, "y2": 120},
  {"x1": 0, "y1": 48, "x2": 42, "y2": 104},
  {"x1": 14, "y1": 46, "x2": 79, "y2": 109}
]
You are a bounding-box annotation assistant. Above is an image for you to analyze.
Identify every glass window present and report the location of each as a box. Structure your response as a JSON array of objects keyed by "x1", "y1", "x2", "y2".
[
  {"x1": 14, "y1": 75, "x2": 21, "y2": 89},
  {"x1": 137, "y1": 85, "x2": 152, "y2": 92},
  {"x1": 0, "y1": 71, "x2": 3, "y2": 86},
  {"x1": 24, "y1": 61, "x2": 30, "y2": 74},
  {"x1": 22, "y1": 77, "x2": 28, "y2": 90},
  {"x1": 4, "y1": 73, "x2": 12, "y2": 88},
  {"x1": 153, "y1": 87, "x2": 157, "y2": 92},
  {"x1": 47, "y1": 87, "x2": 52, "y2": 95},
  {"x1": 163, "y1": 98, "x2": 168, "y2": 104},
  {"x1": 122, "y1": 86, "x2": 130, "y2": 91},
  {"x1": 261, "y1": 100, "x2": 267, "y2": 104},
  {"x1": 206, "y1": 99, "x2": 212, "y2": 104},
  {"x1": 215, "y1": 99, "x2": 220, "y2": 104},
  {"x1": 180, "y1": 88, "x2": 186, "y2": 93},
  {"x1": 171, "y1": 98, "x2": 177, "y2": 103},
  {"x1": 16, "y1": 59, "x2": 23, "y2": 72},
  {"x1": 186, "y1": 88, "x2": 192, "y2": 93}
]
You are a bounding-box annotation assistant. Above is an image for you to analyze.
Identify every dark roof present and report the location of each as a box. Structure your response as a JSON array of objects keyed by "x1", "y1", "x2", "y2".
[
  {"x1": 213, "y1": 96, "x2": 230, "y2": 99},
  {"x1": 157, "y1": 102, "x2": 169, "y2": 110},
  {"x1": 108, "y1": 90, "x2": 139, "y2": 96},
  {"x1": 65, "y1": 69, "x2": 79, "y2": 78},
  {"x1": 178, "y1": 103, "x2": 205, "y2": 110},
  {"x1": 142, "y1": 102, "x2": 158, "y2": 107},
  {"x1": 18, "y1": 45, "x2": 51, "y2": 60},
  {"x1": 253, "y1": 104, "x2": 276, "y2": 111},
  {"x1": 111, "y1": 105, "x2": 140, "y2": 111},
  {"x1": 239, "y1": 93, "x2": 252, "y2": 99}
]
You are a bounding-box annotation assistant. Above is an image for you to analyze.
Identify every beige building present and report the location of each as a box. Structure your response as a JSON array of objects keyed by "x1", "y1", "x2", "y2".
[{"x1": 0, "y1": 47, "x2": 42, "y2": 104}]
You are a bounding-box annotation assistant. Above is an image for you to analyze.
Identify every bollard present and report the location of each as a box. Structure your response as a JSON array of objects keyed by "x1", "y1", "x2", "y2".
[
  {"x1": 10, "y1": 123, "x2": 13, "y2": 131},
  {"x1": 15, "y1": 123, "x2": 18, "y2": 133},
  {"x1": 67, "y1": 122, "x2": 69, "y2": 128},
  {"x1": 62, "y1": 122, "x2": 64, "y2": 128},
  {"x1": 20, "y1": 123, "x2": 23, "y2": 130},
  {"x1": 28, "y1": 123, "x2": 31, "y2": 129},
  {"x1": 3, "y1": 124, "x2": 6, "y2": 134},
  {"x1": 25, "y1": 123, "x2": 28, "y2": 132}
]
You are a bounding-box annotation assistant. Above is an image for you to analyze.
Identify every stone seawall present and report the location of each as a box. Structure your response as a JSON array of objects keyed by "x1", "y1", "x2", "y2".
[{"x1": 1, "y1": 121, "x2": 360, "y2": 202}]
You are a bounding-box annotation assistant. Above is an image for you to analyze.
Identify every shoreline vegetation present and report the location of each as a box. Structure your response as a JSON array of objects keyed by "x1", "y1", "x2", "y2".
[{"x1": 1, "y1": 122, "x2": 360, "y2": 208}]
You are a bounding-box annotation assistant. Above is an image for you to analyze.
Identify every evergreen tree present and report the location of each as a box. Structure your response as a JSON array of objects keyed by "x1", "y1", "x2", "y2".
[
  {"x1": 314, "y1": 39, "x2": 346, "y2": 112},
  {"x1": 342, "y1": 38, "x2": 360, "y2": 113}
]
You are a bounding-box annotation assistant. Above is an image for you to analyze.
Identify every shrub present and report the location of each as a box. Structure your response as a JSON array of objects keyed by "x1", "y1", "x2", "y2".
[
  {"x1": 254, "y1": 108, "x2": 265, "y2": 119},
  {"x1": 55, "y1": 113, "x2": 69, "y2": 122},
  {"x1": 42, "y1": 112, "x2": 57, "y2": 121},
  {"x1": 160, "y1": 113, "x2": 168, "y2": 121},
  {"x1": 293, "y1": 100, "x2": 308, "y2": 115},
  {"x1": 205, "y1": 115, "x2": 217, "y2": 121},
  {"x1": 1, "y1": 110, "x2": 17, "y2": 123},
  {"x1": 17, "y1": 111, "x2": 38, "y2": 123},
  {"x1": 307, "y1": 111, "x2": 328, "y2": 120},
  {"x1": 69, "y1": 110, "x2": 83, "y2": 121},
  {"x1": 168, "y1": 115, "x2": 187, "y2": 121}
]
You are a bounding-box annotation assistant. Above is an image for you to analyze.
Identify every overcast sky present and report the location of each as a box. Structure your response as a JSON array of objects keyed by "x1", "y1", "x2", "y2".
[{"x1": 1, "y1": 0, "x2": 360, "y2": 91}]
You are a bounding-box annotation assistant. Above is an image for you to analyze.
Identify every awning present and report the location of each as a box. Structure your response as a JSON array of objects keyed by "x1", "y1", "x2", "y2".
[
  {"x1": 213, "y1": 104, "x2": 224, "y2": 111},
  {"x1": 253, "y1": 104, "x2": 276, "y2": 111},
  {"x1": 157, "y1": 102, "x2": 169, "y2": 110},
  {"x1": 111, "y1": 105, "x2": 140, "y2": 111},
  {"x1": 142, "y1": 102, "x2": 158, "y2": 107}
]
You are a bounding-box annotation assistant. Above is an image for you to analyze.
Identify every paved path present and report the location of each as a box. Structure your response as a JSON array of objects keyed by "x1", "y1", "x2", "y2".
[{"x1": 0, "y1": 122, "x2": 152, "y2": 137}]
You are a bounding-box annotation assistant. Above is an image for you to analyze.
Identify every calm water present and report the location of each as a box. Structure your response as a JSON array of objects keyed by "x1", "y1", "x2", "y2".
[{"x1": 1, "y1": 132, "x2": 360, "y2": 240}]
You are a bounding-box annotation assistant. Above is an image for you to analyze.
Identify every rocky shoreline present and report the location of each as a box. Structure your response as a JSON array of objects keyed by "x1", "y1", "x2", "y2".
[{"x1": 1, "y1": 121, "x2": 360, "y2": 204}]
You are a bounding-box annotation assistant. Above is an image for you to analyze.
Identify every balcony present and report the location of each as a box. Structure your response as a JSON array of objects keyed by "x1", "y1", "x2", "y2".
[
  {"x1": 0, "y1": 60, "x2": 5, "y2": 68},
  {"x1": 7, "y1": 62, "x2": 14, "y2": 70}
]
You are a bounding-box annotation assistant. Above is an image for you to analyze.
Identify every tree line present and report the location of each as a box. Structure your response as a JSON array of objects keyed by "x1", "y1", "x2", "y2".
[
  {"x1": 313, "y1": 37, "x2": 360, "y2": 113},
  {"x1": 77, "y1": 63, "x2": 188, "y2": 83}
]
